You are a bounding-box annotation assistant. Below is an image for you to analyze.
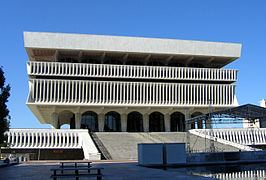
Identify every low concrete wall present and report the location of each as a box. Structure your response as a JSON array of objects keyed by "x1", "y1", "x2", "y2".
[
  {"x1": 2, "y1": 149, "x2": 84, "y2": 160},
  {"x1": 138, "y1": 143, "x2": 266, "y2": 167},
  {"x1": 187, "y1": 151, "x2": 266, "y2": 165},
  {"x1": 5, "y1": 129, "x2": 101, "y2": 160}
]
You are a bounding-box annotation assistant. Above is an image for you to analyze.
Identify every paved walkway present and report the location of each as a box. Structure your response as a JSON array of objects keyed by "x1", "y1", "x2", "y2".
[{"x1": 0, "y1": 161, "x2": 214, "y2": 180}]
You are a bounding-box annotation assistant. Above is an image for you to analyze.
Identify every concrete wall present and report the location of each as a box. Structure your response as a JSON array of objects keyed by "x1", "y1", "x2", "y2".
[
  {"x1": 187, "y1": 151, "x2": 266, "y2": 165},
  {"x1": 2, "y1": 149, "x2": 84, "y2": 160}
]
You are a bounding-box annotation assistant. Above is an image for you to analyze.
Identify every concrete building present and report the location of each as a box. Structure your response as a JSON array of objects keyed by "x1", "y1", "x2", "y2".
[{"x1": 24, "y1": 32, "x2": 242, "y2": 132}]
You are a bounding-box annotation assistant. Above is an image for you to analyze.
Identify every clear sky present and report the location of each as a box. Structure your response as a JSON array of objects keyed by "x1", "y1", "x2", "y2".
[{"x1": 0, "y1": 0, "x2": 265, "y2": 129}]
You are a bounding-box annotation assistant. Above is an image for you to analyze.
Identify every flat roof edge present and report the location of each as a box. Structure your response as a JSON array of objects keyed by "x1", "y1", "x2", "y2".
[{"x1": 24, "y1": 31, "x2": 242, "y2": 58}]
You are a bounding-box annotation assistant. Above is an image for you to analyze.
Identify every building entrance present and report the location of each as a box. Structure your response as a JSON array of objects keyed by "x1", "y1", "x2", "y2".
[
  {"x1": 81, "y1": 111, "x2": 98, "y2": 132},
  {"x1": 149, "y1": 112, "x2": 165, "y2": 132},
  {"x1": 170, "y1": 112, "x2": 185, "y2": 132},
  {"x1": 104, "y1": 111, "x2": 121, "y2": 132},
  {"x1": 127, "y1": 112, "x2": 144, "y2": 132}
]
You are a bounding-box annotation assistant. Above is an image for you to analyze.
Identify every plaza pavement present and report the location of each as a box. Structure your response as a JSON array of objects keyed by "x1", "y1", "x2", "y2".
[{"x1": 0, "y1": 160, "x2": 214, "y2": 180}]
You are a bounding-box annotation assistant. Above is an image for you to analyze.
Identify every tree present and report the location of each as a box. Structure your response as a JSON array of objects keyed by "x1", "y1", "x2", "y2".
[{"x1": 0, "y1": 66, "x2": 10, "y2": 153}]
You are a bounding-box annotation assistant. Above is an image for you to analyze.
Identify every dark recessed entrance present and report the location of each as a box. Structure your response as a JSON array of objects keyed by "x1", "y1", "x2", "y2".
[
  {"x1": 170, "y1": 112, "x2": 185, "y2": 132},
  {"x1": 149, "y1": 112, "x2": 165, "y2": 132},
  {"x1": 127, "y1": 111, "x2": 144, "y2": 132},
  {"x1": 104, "y1": 111, "x2": 121, "y2": 132},
  {"x1": 81, "y1": 111, "x2": 98, "y2": 132}
]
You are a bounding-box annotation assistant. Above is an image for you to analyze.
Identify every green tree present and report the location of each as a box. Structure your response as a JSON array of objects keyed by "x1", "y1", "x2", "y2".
[{"x1": 0, "y1": 67, "x2": 10, "y2": 157}]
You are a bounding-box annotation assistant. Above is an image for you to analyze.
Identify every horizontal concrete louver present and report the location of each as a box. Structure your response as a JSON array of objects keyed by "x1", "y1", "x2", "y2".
[
  {"x1": 27, "y1": 61, "x2": 238, "y2": 82},
  {"x1": 6, "y1": 130, "x2": 82, "y2": 149},
  {"x1": 28, "y1": 79, "x2": 236, "y2": 107}
]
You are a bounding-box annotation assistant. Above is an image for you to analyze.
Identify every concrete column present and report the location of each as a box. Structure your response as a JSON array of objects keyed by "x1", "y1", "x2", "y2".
[
  {"x1": 75, "y1": 113, "x2": 81, "y2": 129},
  {"x1": 143, "y1": 113, "x2": 149, "y2": 132},
  {"x1": 191, "y1": 122, "x2": 195, "y2": 129},
  {"x1": 7, "y1": 132, "x2": 10, "y2": 144},
  {"x1": 185, "y1": 108, "x2": 191, "y2": 152},
  {"x1": 197, "y1": 120, "x2": 203, "y2": 129},
  {"x1": 206, "y1": 117, "x2": 211, "y2": 129},
  {"x1": 51, "y1": 112, "x2": 59, "y2": 129},
  {"x1": 185, "y1": 108, "x2": 191, "y2": 131},
  {"x1": 15, "y1": 132, "x2": 19, "y2": 146},
  {"x1": 98, "y1": 113, "x2": 105, "y2": 132},
  {"x1": 179, "y1": 119, "x2": 183, "y2": 132},
  {"x1": 164, "y1": 113, "x2": 171, "y2": 132},
  {"x1": 121, "y1": 114, "x2": 127, "y2": 132}
]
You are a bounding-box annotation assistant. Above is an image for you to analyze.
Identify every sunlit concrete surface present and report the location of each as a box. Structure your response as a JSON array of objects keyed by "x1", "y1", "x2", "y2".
[
  {"x1": 24, "y1": 32, "x2": 241, "y2": 59},
  {"x1": 0, "y1": 162, "x2": 213, "y2": 180}
]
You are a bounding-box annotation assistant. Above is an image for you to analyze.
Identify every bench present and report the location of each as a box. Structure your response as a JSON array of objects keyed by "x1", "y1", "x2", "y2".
[
  {"x1": 60, "y1": 162, "x2": 92, "y2": 173},
  {"x1": 50, "y1": 167, "x2": 103, "y2": 180}
]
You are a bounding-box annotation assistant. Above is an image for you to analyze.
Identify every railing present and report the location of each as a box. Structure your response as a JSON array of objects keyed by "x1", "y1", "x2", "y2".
[
  {"x1": 27, "y1": 61, "x2": 238, "y2": 82},
  {"x1": 211, "y1": 170, "x2": 266, "y2": 179},
  {"x1": 5, "y1": 129, "x2": 101, "y2": 160},
  {"x1": 190, "y1": 129, "x2": 257, "y2": 151},
  {"x1": 27, "y1": 79, "x2": 237, "y2": 106},
  {"x1": 193, "y1": 128, "x2": 266, "y2": 146},
  {"x1": 5, "y1": 129, "x2": 82, "y2": 149}
]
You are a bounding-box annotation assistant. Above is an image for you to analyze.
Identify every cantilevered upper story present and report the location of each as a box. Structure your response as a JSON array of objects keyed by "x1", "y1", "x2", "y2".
[
  {"x1": 24, "y1": 32, "x2": 241, "y2": 65},
  {"x1": 25, "y1": 32, "x2": 241, "y2": 85}
]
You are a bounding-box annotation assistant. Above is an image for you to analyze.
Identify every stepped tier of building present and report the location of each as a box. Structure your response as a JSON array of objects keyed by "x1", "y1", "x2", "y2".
[{"x1": 24, "y1": 32, "x2": 241, "y2": 132}]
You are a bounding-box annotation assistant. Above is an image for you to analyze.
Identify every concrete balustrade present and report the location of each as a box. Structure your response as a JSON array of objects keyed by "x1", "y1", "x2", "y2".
[
  {"x1": 211, "y1": 170, "x2": 266, "y2": 179},
  {"x1": 27, "y1": 79, "x2": 237, "y2": 107},
  {"x1": 4, "y1": 129, "x2": 101, "y2": 160},
  {"x1": 27, "y1": 61, "x2": 238, "y2": 82},
  {"x1": 5, "y1": 129, "x2": 81, "y2": 149},
  {"x1": 190, "y1": 128, "x2": 266, "y2": 152}
]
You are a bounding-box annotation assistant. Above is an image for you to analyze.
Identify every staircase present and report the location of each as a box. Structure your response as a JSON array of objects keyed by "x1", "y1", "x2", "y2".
[
  {"x1": 138, "y1": 133, "x2": 163, "y2": 143},
  {"x1": 92, "y1": 132, "x2": 240, "y2": 160},
  {"x1": 90, "y1": 132, "x2": 112, "y2": 160}
]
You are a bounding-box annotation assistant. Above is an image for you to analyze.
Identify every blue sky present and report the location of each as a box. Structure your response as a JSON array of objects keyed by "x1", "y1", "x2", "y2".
[{"x1": 0, "y1": 0, "x2": 265, "y2": 129}]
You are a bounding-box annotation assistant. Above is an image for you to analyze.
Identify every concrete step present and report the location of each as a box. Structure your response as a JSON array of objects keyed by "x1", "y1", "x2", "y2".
[{"x1": 94, "y1": 132, "x2": 240, "y2": 160}]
